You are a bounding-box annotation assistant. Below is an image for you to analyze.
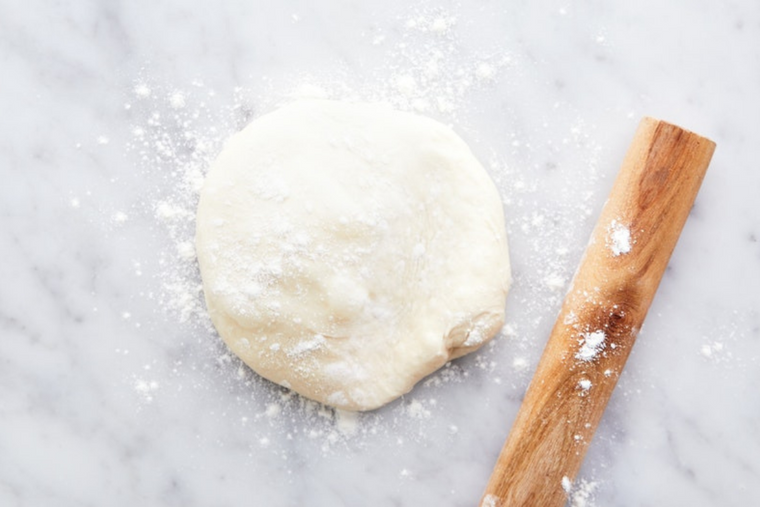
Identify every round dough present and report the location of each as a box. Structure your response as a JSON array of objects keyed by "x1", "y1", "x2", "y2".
[{"x1": 196, "y1": 99, "x2": 511, "y2": 411}]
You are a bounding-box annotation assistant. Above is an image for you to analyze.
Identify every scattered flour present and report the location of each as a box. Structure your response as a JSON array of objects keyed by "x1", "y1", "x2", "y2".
[
  {"x1": 265, "y1": 403, "x2": 282, "y2": 418},
  {"x1": 406, "y1": 399, "x2": 432, "y2": 419},
  {"x1": 700, "y1": 340, "x2": 733, "y2": 363},
  {"x1": 512, "y1": 356, "x2": 529, "y2": 372},
  {"x1": 607, "y1": 219, "x2": 632, "y2": 256},
  {"x1": 576, "y1": 331, "x2": 607, "y2": 362},
  {"x1": 133, "y1": 378, "x2": 159, "y2": 403},
  {"x1": 696, "y1": 315, "x2": 742, "y2": 365},
  {"x1": 112, "y1": 211, "x2": 129, "y2": 224},
  {"x1": 569, "y1": 479, "x2": 598, "y2": 507},
  {"x1": 544, "y1": 272, "x2": 567, "y2": 292},
  {"x1": 115, "y1": 2, "x2": 609, "y2": 457},
  {"x1": 134, "y1": 83, "x2": 151, "y2": 97},
  {"x1": 335, "y1": 410, "x2": 359, "y2": 435},
  {"x1": 480, "y1": 494, "x2": 499, "y2": 507},
  {"x1": 169, "y1": 91, "x2": 187, "y2": 109}
]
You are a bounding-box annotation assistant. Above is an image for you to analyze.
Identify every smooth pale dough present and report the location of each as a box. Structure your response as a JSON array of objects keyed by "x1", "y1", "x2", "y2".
[{"x1": 196, "y1": 99, "x2": 511, "y2": 411}]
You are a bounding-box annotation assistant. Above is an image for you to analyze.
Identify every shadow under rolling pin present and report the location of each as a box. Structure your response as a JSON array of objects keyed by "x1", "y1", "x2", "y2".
[{"x1": 480, "y1": 117, "x2": 716, "y2": 507}]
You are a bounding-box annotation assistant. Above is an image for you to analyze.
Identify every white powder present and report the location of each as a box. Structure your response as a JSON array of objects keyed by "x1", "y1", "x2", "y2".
[
  {"x1": 265, "y1": 403, "x2": 281, "y2": 418},
  {"x1": 287, "y1": 334, "x2": 326, "y2": 357},
  {"x1": 562, "y1": 476, "x2": 572, "y2": 493},
  {"x1": 116, "y1": 2, "x2": 609, "y2": 453},
  {"x1": 481, "y1": 494, "x2": 499, "y2": 507},
  {"x1": 169, "y1": 91, "x2": 187, "y2": 109},
  {"x1": 544, "y1": 273, "x2": 566, "y2": 292},
  {"x1": 607, "y1": 219, "x2": 631, "y2": 256},
  {"x1": 512, "y1": 356, "x2": 529, "y2": 371},
  {"x1": 476, "y1": 62, "x2": 496, "y2": 81},
  {"x1": 578, "y1": 379, "x2": 592, "y2": 391},
  {"x1": 463, "y1": 320, "x2": 491, "y2": 347},
  {"x1": 576, "y1": 331, "x2": 606, "y2": 361},
  {"x1": 407, "y1": 399, "x2": 431, "y2": 419},
  {"x1": 422, "y1": 362, "x2": 466, "y2": 387},
  {"x1": 335, "y1": 410, "x2": 359, "y2": 435},
  {"x1": 133, "y1": 83, "x2": 151, "y2": 98},
  {"x1": 176, "y1": 241, "x2": 195, "y2": 260},
  {"x1": 133, "y1": 378, "x2": 159, "y2": 403},
  {"x1": 430, "y1": 16, "x2": 454, "y2": 34},
  {"x1": 156, "y1": 200, "x2": 192, "y2": 221},
  {"x1": 326, "y1": 391, "x2": 348, "y2": 407},
  {"x1": 393, "y1": 75, "x2": 418, "y2": 97},
  {"x1": 112, "y1": 211, "x2": 129, "y2": 224},
  {"x1": 502, "y1": 323, "x2": 517, "y2": 337},
  {"x1": 569, "y1": 479, "x2": 598, "y2": 507},
  {"x1": 700, "y1": 341, "x2": 732, "y2": 363}
]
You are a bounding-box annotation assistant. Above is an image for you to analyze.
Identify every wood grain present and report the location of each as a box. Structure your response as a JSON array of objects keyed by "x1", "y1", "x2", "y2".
[{"x1": 480, "y1": 118, "x2": 716, "y2": 507}]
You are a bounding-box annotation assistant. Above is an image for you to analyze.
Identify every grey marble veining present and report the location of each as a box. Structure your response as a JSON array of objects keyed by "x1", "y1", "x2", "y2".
[{"x1": 1, "y1": 0, "x2": 759, "y2": 506}]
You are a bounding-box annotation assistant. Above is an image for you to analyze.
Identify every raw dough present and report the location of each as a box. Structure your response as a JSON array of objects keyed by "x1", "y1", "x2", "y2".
[{"x1": 196, "y1": 99, "x2": 511, "y2": 411}]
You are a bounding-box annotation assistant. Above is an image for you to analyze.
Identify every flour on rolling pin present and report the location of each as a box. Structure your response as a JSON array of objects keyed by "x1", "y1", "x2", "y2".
[
  {"x1": 576, "y1": 330, "x2": 607, "y2": 362},
  {"x1": 607, "y1": 219, "x2": 632, "y2": 256},
  {"x1": 481, "y1": 118, "x2": 716, "y2": 507}
]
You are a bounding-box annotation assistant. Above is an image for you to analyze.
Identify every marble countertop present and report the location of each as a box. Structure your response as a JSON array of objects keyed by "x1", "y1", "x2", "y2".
[{"x1": 2, "y1": 0, "x2": 759, "y2": 505}]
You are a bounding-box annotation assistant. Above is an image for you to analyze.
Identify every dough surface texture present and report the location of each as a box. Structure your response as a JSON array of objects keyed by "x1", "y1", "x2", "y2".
[{"x1": 196, "y1": 99, "x2": 511, "y2": 411}]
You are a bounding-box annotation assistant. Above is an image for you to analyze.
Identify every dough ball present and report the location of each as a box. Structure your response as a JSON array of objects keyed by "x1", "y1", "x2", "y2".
[{"x1": 196, "y1": 99, "x2": 511, "y2": 411}]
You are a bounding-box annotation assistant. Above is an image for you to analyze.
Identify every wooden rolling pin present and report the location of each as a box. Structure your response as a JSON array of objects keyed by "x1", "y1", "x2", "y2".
[{"x1": 480, "y1": 118, "x2": 716, "y2": 507}]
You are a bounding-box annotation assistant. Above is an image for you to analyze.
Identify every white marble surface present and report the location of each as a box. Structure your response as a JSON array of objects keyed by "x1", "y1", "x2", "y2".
[{"x1": 2, "y1": 0, "x2": 759, "y2": 505}]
